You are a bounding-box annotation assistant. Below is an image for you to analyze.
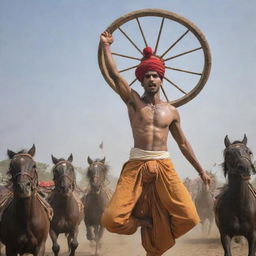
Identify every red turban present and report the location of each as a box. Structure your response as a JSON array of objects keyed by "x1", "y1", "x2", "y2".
[{"x1": 135, "y1": 47, "x2": 165, "y2": 82}]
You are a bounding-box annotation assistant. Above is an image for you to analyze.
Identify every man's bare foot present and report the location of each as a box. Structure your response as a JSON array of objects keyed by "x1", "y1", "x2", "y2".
[{"x1": 138, "y1": 217, "x2": 153, "y2": 229}]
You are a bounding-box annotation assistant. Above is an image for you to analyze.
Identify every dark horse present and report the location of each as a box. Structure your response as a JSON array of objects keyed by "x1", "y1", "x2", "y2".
[
  {"x1": 214, "y1": 135, "x2": 256, "y2": 256},
  {"x1": 0, "y1": 145, "x2": 51, "y2": 256},
  {"x1": 48, "y1": 154, "x2": 83, "y2": 256},
  {"x1": 82, "y1": 156, "x2": 111, "y2": 256},
  {"x1": 194, "y1": 171, "x2": 216, "y2": 235}
]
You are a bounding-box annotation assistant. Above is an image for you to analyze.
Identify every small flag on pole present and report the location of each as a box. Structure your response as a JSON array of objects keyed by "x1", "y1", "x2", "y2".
[{"x1": 99, "y1": 141, "x2": 103, "y2": 149}]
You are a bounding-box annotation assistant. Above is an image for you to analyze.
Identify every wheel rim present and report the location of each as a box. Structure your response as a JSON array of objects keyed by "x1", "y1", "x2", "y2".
[{"x1": 98, "y1": 8, "x2": 211, "y2": 107}]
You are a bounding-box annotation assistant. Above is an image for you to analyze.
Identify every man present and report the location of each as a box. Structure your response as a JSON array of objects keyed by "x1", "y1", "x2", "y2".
[{"x1": 100, "y1": 31, "x2": 211, "y2": 256}]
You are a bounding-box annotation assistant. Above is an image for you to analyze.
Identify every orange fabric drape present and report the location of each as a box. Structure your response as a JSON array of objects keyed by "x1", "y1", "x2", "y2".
[{"x1": 101, "y1": 159, "x2": 200, "y2": 256}]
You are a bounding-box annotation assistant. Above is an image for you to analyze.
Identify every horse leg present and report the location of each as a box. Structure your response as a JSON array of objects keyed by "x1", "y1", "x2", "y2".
[
  {"x1": 95, "y1": 226, "x2": 104, "y2": 256},
  {"x1": 208, "y1": 218, "x2": 213, "y2": 235},
  {"x1": 33, "y1": 242, "x2": 46, "y2": 256},
  {"x1": 220, "y1": 233, "x2": 232, "y2": 256},
  {"x1": 49, "y1": 229, "x2": 60, "y2": 256},
  {"x1": 68, "y1": 226, "x2": 79, "y2": 256},
  {"x1": 201, "y1": 220, "x2": 205, "y2": 234},
  {"x1": 5, "y1": 246, "x2": 17, "y2": 256},
  {"x1": 94, "y1": 226, "x2": 100, "y2": 256},
  {"x1": 247, "y1": 232, "x2": 256, "y2": 256},
  {"x1": 86, "y1": 224, "x2": 94, "y2": 241}
]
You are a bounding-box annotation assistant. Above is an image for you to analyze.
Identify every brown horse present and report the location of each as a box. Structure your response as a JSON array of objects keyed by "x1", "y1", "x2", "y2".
[
  {"x1": 82, "y1": 157, "x2": 111, "y2": 256},
  {"x1": 0, "y1": 145, "x2": 51, "y2": 256},
  {"x1": 0, "y1": 184, "x2": 11, "y2": 256},
  {"x1": 214, "y1": 135, "x2": 256, "y2": 256},
  {"x1": 48, "y1": 154, "x2": 83, "y2": 256}
]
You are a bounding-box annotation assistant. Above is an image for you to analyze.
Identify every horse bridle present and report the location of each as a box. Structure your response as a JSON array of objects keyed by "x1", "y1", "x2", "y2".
[
  {"x1": 11, "y1": 153, "x2": 38, "y2": 189},
  {"x1": 225, "y1": 143, "x2": 255, "y2": 180},
  {"x1": 53, "y1": 160, "x2": 75, "y2": 190},
  {"x1": 88, "y1": 161, "x2": 107, "y2": 192}
]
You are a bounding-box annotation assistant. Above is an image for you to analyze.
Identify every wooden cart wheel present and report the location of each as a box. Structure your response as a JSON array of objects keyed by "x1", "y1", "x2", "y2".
[{"x1": 98, "y1": 9, "x2": 211, "y2": 107}]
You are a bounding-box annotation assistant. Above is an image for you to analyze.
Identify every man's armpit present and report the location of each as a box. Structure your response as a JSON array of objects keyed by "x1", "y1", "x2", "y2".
[{"x1": 127, "y1": 100, "x2": 136, "y2": 111}]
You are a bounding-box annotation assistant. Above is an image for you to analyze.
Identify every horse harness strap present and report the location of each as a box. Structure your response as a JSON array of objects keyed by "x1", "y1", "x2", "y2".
[
  {"x1": 36, "y1": 192, "x2": 54, "y2": 220},
  {"x1": 249, "y1": 183, "x2": 256, "y2": 199}
]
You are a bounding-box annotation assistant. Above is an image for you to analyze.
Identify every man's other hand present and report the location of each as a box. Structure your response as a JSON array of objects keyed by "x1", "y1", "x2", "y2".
[
  {"x1": 100, "y1": 31, "x2": 113, "y2": 45},
  {"x1": 199, "y1": 172, "x2": 211, "y2": 185}
]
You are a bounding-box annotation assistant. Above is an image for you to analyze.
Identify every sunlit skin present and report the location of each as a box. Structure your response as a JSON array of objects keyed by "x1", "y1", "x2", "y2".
[{"x1": 100, "y1": 31, "x2": 211, "y2": 228}]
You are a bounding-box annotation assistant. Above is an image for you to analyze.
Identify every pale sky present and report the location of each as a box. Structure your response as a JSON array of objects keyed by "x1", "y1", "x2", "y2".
[{"x1": 0, "y1": 0, "x2": 255, "y2": 181}]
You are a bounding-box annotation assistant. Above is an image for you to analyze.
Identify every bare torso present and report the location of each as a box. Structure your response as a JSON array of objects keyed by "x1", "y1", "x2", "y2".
[{"x1": 127, "y1": 90, "x2": 177, "y2": 151}]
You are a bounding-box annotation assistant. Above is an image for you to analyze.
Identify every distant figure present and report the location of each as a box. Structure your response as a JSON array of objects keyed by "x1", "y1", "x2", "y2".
[{"x1": 100, "y1": 31, "x2": 211, "y2": 256}]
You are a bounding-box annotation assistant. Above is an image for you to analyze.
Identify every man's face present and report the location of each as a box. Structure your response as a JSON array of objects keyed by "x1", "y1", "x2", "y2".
[{"x1": 142, "y1": 71, "x2": 162, "y2": 94}]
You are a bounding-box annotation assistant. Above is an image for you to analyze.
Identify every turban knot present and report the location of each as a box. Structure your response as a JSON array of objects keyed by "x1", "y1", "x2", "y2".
[{"x1": 135, "y1": 47, "x2": 165, "y2": 82}]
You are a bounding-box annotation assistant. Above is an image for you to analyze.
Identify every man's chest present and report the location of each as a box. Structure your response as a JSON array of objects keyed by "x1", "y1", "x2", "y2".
[{"x1": 131, "y1": 105, "x2": 174, "y2": 128}]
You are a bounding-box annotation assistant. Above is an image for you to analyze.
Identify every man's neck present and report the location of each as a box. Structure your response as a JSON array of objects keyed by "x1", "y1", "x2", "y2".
[{"x1": 141, "y1": 93, "x2": 161, "y2": 105}]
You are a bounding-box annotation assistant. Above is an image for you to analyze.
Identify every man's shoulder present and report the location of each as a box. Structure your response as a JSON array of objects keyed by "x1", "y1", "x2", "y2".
[{"x1": 162, "y1": 102, "x2": 178, "y2": 112}]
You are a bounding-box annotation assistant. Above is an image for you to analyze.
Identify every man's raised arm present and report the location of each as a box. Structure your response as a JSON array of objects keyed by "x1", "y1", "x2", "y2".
[{"x1": 100, "y1": 31, "x2": 132, "y2": 104}]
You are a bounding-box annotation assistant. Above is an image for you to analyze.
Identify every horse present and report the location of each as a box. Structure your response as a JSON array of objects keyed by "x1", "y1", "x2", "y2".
[
  {"x1": 0, "y1": 145, "x2": 51, "y2": 256},
  {"x1": 0, "y1": 184, "x2": 11, "y2": 256},
  {"x1": 214, "y1": 135, "x2": 256, "y2": 256},
  {"x1": 82, "y1": 156, "x2": 111, "y2": 256},
  {"x1": 47, "y1": 154, "x2": 83, "y2": 256},
  {"x1": 194, "y1": 171, "x2": 216, "y2": 235}
]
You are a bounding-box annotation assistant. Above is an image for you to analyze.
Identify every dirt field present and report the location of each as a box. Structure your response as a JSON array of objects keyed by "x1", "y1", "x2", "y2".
[{"x1": 42, "y1": 223, "x2": 248, "y2": 256}]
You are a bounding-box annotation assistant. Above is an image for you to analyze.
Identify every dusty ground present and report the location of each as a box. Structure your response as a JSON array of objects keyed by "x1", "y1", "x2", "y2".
[{"x1": 42, "y1": 223, "x2": 248, "y2": 256}]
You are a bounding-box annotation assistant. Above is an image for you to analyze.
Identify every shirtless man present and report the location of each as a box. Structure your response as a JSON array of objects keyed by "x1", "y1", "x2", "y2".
[{"x1": 100, "y1": 31, "x2": 211, "y2": 256}]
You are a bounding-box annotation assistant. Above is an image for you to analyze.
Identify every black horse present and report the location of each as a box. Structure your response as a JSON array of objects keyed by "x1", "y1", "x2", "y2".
[
  {"x1": 82, "y1": 157, "x2": 112, "y2": 256},
  {"x1": 0, "y1": 145, "x2": 51, "y2": 256},
  {"x1": 214, "y1": 135, "x2": 256, "y2": 256},
  {"x1": 48, "y1": 154, "x2": 83, "y2": 256}
]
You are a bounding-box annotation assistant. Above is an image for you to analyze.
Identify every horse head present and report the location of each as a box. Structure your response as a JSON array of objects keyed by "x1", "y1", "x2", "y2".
[
  {"x1": 51, "y1": 153, "x2": 76, "y2": 195},
  {"x1": 7, "y1": 144, "x2": 38, "y2": 198},
  {"x1": 87, "y1": 156, "x2": 108, "y2": 193},
  {"x1": 223, "y1": 134, "x2": 255, "y2": 180}
]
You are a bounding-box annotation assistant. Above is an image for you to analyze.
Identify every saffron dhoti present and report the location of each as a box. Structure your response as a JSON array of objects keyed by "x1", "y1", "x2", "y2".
[{"x1": 101, "y1": 150, "x2": 199, "y2": 256}]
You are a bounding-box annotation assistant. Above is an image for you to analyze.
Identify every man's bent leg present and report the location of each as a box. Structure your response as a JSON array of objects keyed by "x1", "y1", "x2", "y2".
[
  {"x1": 156, "y1": 159, "x2": 200, "y2": 238},
  {"x1": 101, "y1": 160, "x2": 144, "y2": 235}
]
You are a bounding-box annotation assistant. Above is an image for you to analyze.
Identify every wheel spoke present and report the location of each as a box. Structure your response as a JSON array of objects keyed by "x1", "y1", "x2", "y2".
[
  {"x1": 165, "y1": 66, "x2": 202, "y2": 76},
  {"x1": 136, "y1": 18, "x2": 148, "y2": 47},
  {"x1": 129, "y1": 78, "x2": 137, "y2": 86},
  {"x1": 119, "y1": 65, "x2": 138, "y2": 73},
  {"x1": 118, "y1": 27, "x2": 143, "y2": 55},
  {"x1": 160, "y1": 29, "x2": 190, "y2": 58},
  {"x1": 163, "y1": 77, "x2": 187, "y2": 95},
  {"x1": 164, "y1": 47, "x2": 202, "y2": 61},
  {"x1": 160, "y1": 85, "x2": 170, "y2": 102},
  {"x1": 154, "y1": 18, "x2": 165, "y2": 55},
  {"x1": 112, "y1": 52, "x2": 141, "y2": 61}
]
